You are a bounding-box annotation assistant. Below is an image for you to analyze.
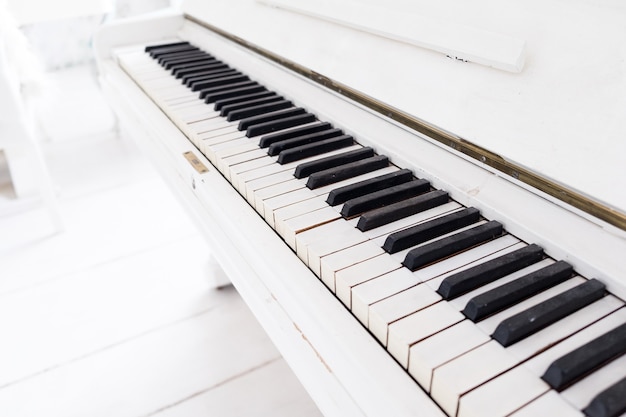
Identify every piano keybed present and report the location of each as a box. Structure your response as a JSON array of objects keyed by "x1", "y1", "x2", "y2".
[{"x1": 115, "y1": 40, "x2": 626, "y2": 417}]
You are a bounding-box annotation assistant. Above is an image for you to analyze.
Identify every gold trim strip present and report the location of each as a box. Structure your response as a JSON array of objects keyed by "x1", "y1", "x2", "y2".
[
  {"x1": 185, "y1": 14, "x2": 626, "y2": 231},
  {"x1": 183, "y1": 151, "x2": 209, "y2": 174}
]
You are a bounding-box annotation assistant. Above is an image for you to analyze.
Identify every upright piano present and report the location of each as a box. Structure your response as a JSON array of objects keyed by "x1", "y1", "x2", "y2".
[{"x1": 94, "y1": 1, "x2": 626, "y2": 416}]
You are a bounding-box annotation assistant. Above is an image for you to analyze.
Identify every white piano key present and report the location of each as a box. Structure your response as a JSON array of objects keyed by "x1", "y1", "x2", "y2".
[
  {"x1": 387, "y1": 301, "x2": 464, "y2": 368},
  {"x1": 281, "y1": 207, "x2": 343, "y2": 249},
  {"x1": 306, "y1": 225, "x2": 368, "y2": 277},
  {"x1": 431, "y1": 340, "x2": 517, "y2": 417},
  {"x1": 560, "y1": 352, "x2": 626, "y2": 410},
  {"x1": 368, "y1": 283, "x2": 442, "y2": 345},
  {"x1": 351, "y1": 267, "x2": 415, "y2": 325},
  {"x1": 253, "y1": 179, "x2": 306, "y2": 214},
  {"x1": 222, "y1": 149, "x2": 269, "y2": 180},
  {"x1": 457, "y1": 366, "x2": 549, "y2": 417},
  {"x1": 293, "y1": 219, "x2": 354, "y2": 261},
  {"x1": 194, "y1": 125, "x2": 240, "y2": 142},
  {"x1": 227, "y1": 153, "x2": 277, "y2": 178},
  {"x1": 245, "y1": 170, "x2": 303, "y2": 201},
  {"x1": 510, "y1": 391, "x2": 584, "y2": 417},
  {"x1": 272, "y1": 195, "x2": 328, "y2": 229},
  {"x1": 523, "y1": 307, "x2": 626, "y2": 378},
  {"x1": 264, "y1": 189, "x2": 320, "y2": 227},
  {"x1": 214, "y1": 141, "x2": 259, "y2": 161},
  {"x1": 323, "y1": 241, "x2": 385, "y2": 302},
  {"x1": 408, "y1": 320, "x2": 490, "y2": 391}
]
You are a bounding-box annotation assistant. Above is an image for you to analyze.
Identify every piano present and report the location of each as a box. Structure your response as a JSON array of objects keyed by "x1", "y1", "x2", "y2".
[{"x1": 94, "y1": 1, "x2": 626, "y2": 416}]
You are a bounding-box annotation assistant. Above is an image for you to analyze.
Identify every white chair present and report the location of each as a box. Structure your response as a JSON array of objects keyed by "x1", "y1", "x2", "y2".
[{"x1": 0, "y1": 7, "x2": 63, "y2": 232}]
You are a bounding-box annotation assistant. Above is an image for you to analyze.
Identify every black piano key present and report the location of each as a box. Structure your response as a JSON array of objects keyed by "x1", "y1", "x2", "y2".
[
  {"x1": 158, "y1": 51, "x2": 209, "y2": 65},
  {"x1": 324, "y1": 168, "x2": 413, "y2": 204},
  {"x1": 492, "y1": 278, "x2": 606, "y2": 347},
  {"x1": 183, "y1": 67, "x2": 235, "y2": 85},
  {"x1": 267, "y1": 128, "x2": 343, "y2": 156},
  {"x1": 583, "y1": 376, "x2": 626, "y2": 417},
  {"x1": 247, "y1": 113, "x2": 317, "y2": 137},
  {"x1": 178, "y1": 64, "x2": 231, "y2": 80},
  {"x1": 294, "y1": 147, "x2": 375, "y2": 179},
  {"x1": 383, "y1": 207, "x2": 480, "y2": 253},
  {"x1": 357, "y1": 190, "x2": 450, "y2": 232},
  {"x1": 463, "y1": 260, "x2": 574, "y2": 322},
  {"x1": 305, "y1": 155, "x2": 389, "y2": 189},
  {"x1": 227, "y1": 100, "x2": 293, "y2": 122},
  {"x1": 259, "y1": 122, "x2": 332, "y2": 148},
  {"x1": 202, "y1": 82, "x2": 262, "y2": 102},
  {"x1": 221, "y1": 95, "x2": 284, "y2": 117},
  {"x1": 149, "y1": 45, "x2": 198, "y2": 58},
  {"x1": 341, "y1": 179, "x2": 430, "y2": 218},
  {"x1": 164, "y1": 56, "x2": 216, "y2": 70},
  {"x1": 436, "y1": 244, "x2": 545, "y2": 300},
  {"x1": 213, "y1": 91, "x2": 276, "y2": 111},
  {"x1": 403, "y1": 220, "x2": 503, "y2": 271},
  {"x1": 278, "y1": 135, "x2": 355, "y2": 165},
  {"x1": 238, "y1": 107, "x2": 305, "y2": 130},
  {"x1": 170, "y1": 60, "x2": 220, "y2": 75},
  {"x1": 542, "y1": 322, "x2": 626, "y2": 391},
  {"x1": 145, "y1": 41, "x2": 189, "y2": 52},
  {"x1": 192, "y1": 74, "x2": 250, "y2": 92}
]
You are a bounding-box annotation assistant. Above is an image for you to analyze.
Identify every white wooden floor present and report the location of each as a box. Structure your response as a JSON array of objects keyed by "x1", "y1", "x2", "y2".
[{"x1": 0, "y1": 65, "x2": 322, "y2": 417}]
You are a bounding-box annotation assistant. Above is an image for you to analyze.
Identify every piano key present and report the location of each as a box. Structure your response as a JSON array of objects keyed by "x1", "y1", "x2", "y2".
[
  {"x1": 463, "y1": 260, "x2": 574, "y2": 322},
  {"x1": 383, "y1": 206, "x2": 480, "y2": 253},
  {"x1": 148, "y1": 45, "x2": 198, "y2": 58},
  {"x1": 165, "y1": 56, "x2": 217, "y2": 70},
  {"x1": 542, "y1": 322, "x2": 626, "y2": 391},
  {"x1": 562, "y1": 354, "x2": 626, "y2": 411},
  {"x1": 277, "y1": 134, "x2": 355, "y2": 164},
  {"x1": 237, "y1": 107, "x2": 305, "y2": 130},
  {"x1": 403, "y1": 220, "x2": 504, "y2": 271},
  {"x1": 582, "y1": 376, "x2": 626, "y2": 417},
  {"x1": 408, "y1": 320, "x2": 490, "y2": 390},
  {"x1": 321, "y1": 168, "x2": 412, "y2": 204},
  {"x1": 172, "y1": 60, "x2": 223, "y2": 77},
  {"x1": 144, "y1": 41, "x2": 189, "y2": 52},
  {"x1": 177, "y1": 63, "x2": 231, "y2": 80},
  {"x1": 200, "y1": 80, "x2": 260, "y2": 100},
  {"x1": 267, "y1": 128, "x2": 343, "y2": 156},
  {"x1": 294, "y1": 146, "x2": 376, "y2": 179},
  {"x1": 436, "y1": 243, "x2": 545, "y2": 300},
  {"x1": 293, "y1": 219, "x2": 356, "y2": 261},
  {"x1": 448, "y1": 257, "x2": 554, "y2": 312},
  {"x1": 457, "y1": 366, "x2": 549, "y2": 417},
  {"x1": 158, "y1": 51, "x2": 211, "y2": 65},
  {"x1": 258, "y1": 122, "x2": 332, "y2": 148},
  {"x1": 322, "y1": 241, "x2": 385, "y2": 296},
  {"x1": 214, "y1": 90, "x2": 277, "y2": 110},
  {"x1": 336, "y1": 255, "x2": 404, "y2": 313},
  {"x1": 227, "y1": 99, "x2": 294, "y2": 122},
  {"x1": 192, "y1": 74, "x2": 250, "y2": 91},
  {"x1": 220, "y1": 94, "x2": 284, "y2": 117},
  {"x1": 306, "y1": 155, "x2": 389, "y2": 188},
  {"x1": 431, "y1": 340, "x2": 518, "y2": 416},
  {"x1": 203, "y1": 84, "x2": 267, "y2": 103},
  {"x1": 387, "y1": 301, "x2": 465, "y2": 367},
  {"x1": 510, "y1": 391, "x2": 583, "y2": 417},
  {"x1": 492, "y1": 278, "x2": 607, "y2": 347},
  {"x1": 281, "y1": 207, "x2": 344, "y2": 249},
  {"x1": 368, "y1": 282, "x2": 442, "y2": 345},
  {"x1": 340, "y1": 179, "x2": 430, "y2": 218},
  {"x1": 246, "y1": 112, "x2": 318, "y2": 137},
  {"x1": 357, "y1": 189, "x2": 452, "y2": 232}
]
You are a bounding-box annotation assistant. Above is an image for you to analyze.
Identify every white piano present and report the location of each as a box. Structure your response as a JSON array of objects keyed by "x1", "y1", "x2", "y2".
[{"x1": 94, "y1": 1, "x2": 626, "y2": 416}]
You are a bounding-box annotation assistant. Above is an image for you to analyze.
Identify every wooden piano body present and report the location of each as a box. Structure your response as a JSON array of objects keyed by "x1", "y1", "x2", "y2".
[{"x1": 94, "y1": 1, "x2": 626, "y2": 416}]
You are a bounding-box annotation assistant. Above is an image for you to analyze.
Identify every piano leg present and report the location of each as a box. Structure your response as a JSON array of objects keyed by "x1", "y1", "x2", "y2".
[{"x1": 206, "y1": 253, "x2": 232, "y2": 289}]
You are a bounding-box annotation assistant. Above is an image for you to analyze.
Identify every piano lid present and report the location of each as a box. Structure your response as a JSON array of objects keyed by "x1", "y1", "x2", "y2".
[{"x1": 181, "y1": 0, "x2": 626, "y2": 221}]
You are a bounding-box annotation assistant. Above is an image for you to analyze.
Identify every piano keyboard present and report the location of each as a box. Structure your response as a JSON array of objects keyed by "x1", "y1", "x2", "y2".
[{"x1": 117, "y1": 41, "x2": 626, "y2": 417}]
